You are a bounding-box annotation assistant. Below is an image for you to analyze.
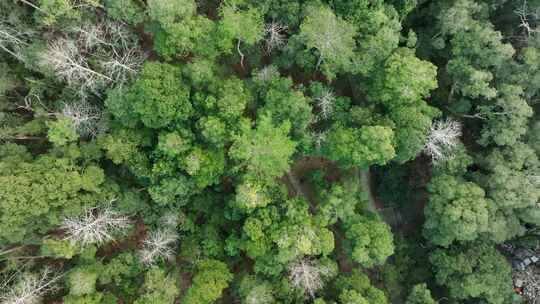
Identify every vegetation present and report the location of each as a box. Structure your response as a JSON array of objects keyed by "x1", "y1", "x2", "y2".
[{"x1": 0, "y1": 0, "x2": 538, "y2": 303}]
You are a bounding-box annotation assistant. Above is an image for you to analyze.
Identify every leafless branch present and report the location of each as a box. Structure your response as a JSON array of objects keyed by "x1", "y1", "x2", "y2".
[
  {"x1": 264, "y1": 22, "x2": 287, "y2": 53},
  {"x1": 315, "y1": 88, "x2": 335, "y2": 120},
  {"x1": 288, "y1": 258, "x2": 331, "y2": 298},
  {"x1": 61, "y1": 204, "x2": 131, "y2": 246},
  {"x1": 0, "y1": 268, "x2": 64, "y2": 304},
  {"x1": 139, "y1": 228, "x2": 178, "y2": 266},
  {"x1": 423, "y1": 118, "x2": 462, "y2": 164}
]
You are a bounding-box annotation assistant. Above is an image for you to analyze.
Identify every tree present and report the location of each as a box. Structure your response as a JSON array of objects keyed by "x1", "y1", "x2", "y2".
[
  {"x1": 343, "y1": 215, "x2": 394, "y2": 268},
  {"x1": 47, "y1": 117, "x2": 79, "y2": 146},
  {"x1": 330, "y1": 0, "x2": 401, "y2": 75},
  {"x1": 368, "y1": 48, "x2": 440, "y2": 163},
  {"x1": 370, "y1": 48, "x2": 438, "y2": 109},
  {"x1": 423, "y1": 174, "x2": 489, "y2": 247},
  {"x1": 405, "y1": 284, "x2": 436, "y2": 304},
  {"x1": 61, "y1": 101, "x2": 103, "y2": 138},
  {"x1": 475, "y1": 142, "x2": 540, "y2": 242},
  {"x1": 107, "y1": 62, "x2": 192, "y2": 129},
  {"x1": 238, "y1": 275, "x2": 275, "y2": 304},
  {"x1": 62, "y1": 205, "x2": 131, "y2": 246},
  {"x1": 133, "y1": 267, "x2": 179, "y2": 304},
  {"x1": 264, "y1": 22, "x2": 288, "y2": 53},
  {"x1": 219, "y1": 3, "x2": 264, "y2": 66},
  {"x1": 0, "y1": 268, "x2": 63, "y2": 304},
  {"x1": 39, "y1": 39, "x2": 111, "y2": 94},
  {"x1": 66, "y1": 265, "x2": 99, "y2": 296},
  {"x1": 0, "y1": 144, "x2": 116, "y2": 245},
  {"x1": 430, "y1": 243, "x2": 514, "y2": 304},
  {"x1": 256, "y1": 76, "x2": 313, "y2": 145},
  {"x1": 288, "y1": 258, "x2": 336, "y2": 299},
  {"x1": 183, "y1": 259, "x2": 233, "y2": 304},
  {"x1": 423, "y1": 118, "x2": 462, "y2": 164},
  {"x1": 229, "y1": 114, "x2": 296, "y2": 181},
  {"x1": 297, "y1": 4, "x2": 357, "y2": 78},
  {"x1": 139, "y1": 229, "x2": 178, "y2": 266},
  {"x1": 334, "y1": 270, "x2": 388, "y2": 304},
  {"x1": 323, "y1": 124, "x2": 395, "y2": 169},
  {"x1": 104, "y1": 0, "x2": 145, "y2": 24},
  {"x1": 147, "y1": 0, "x2": 196, "y2": 26},
  {"x1": 477, "y1": 84, "x2": 533, "y2": 146}
]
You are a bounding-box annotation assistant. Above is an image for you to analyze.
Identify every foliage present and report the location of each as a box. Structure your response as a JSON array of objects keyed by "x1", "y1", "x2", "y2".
[
  {"x1": 429, "y1": 242, "x2": 514, "y2": 304},
  {"x1": 405, "y1": 284, "x2": 436, "y2": 304},
  {"x1": 183, "y1": 259, "x2": 233, "y2": 304},
  {"x1": 423, "y1": 174, "x2": 489, "y2": 247},
  {"x1": 343, "y1": 215, "x2": 394, "y2": 268},
  {"x1": 230, "y1": 114, "x2": 296, "y2": 182}
]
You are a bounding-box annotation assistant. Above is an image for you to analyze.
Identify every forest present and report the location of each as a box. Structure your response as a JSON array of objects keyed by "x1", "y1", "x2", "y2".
[{"x1": 0, "y1": 0, "x2": 539, "y2": 303}]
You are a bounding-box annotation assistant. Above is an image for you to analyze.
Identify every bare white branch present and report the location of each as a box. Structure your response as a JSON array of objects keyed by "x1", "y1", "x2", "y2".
[
  {"x1": 0, "y1": 268, "x2": 63, "y2": 304},
  {"x1": 254, "y1": 65, "x2": 279, "y2": 83},
  {"x1": 264, "y1": 22, "x2": 287, "y2": 53},
  {"x1": 315, "y1": 88, "x2": 335, "y2": 120},
  {"x1": 61, "y1": 204, "x2": 131, "y2": 246},
  {"x1": 139, "y1": 229, "x2": 178, "y2": 266},
  {"x1": 61, "y1": 101, "x2": 103, "y2": 138},
  {"x1": 288, "y1": 258, "x2": 331, "y2": 298},
  {"x1": 100, "y1": 46, "x2": 145, "y2": 84},
  {"x1": 423, "y1": 118, "x2": 462, "y2": 164},
  {"x1": 39, "y1": 38, "x2": 112, "y2": 95},
  {"x1": 515, "y1": 0, "x2": 540, "y2": 37}
]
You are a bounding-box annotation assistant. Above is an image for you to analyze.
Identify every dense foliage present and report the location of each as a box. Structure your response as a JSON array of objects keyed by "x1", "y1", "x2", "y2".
[{"x1": 0, "y1": 0, "x2": 538, "y2": 303}]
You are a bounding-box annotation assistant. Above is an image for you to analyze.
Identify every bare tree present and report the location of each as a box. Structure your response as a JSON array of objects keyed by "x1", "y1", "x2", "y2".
[
  {"x1": 423, "y1": 118, "x2": 462, "y2": 164},
  {"x1": 264, "y1": 22, "x2": 287, "y2": 53},
  {"x1": 0, "y1": 268, "x2": 63, "y2": 304},
  {"x1": 61, "y1": 205, "x2": 131, "y2": 246},
  {"x1": 254, "y1": 65, "x2": 279, "y2": 83},
  {"x1": 100, "y1": 46, "x2": 145, "y2": 85},
  {"x1": 139, "y1": 228, "x2": 178, "y2": 266},
  {"x1": 61, "y1": 101, "x2": 103, "y2": 138},
  {"x1": 39, "y1": 38, "x2": 112, "y2": 95},
  {"x1": 515, "y1": 0, "x2": 540, "y2": 37},
  {"x1": 0, "y1": 21, "x2": 30, "y2": 61},
  {"x1": 288, "y1": 258, "x2": 331, "y2": 298},
  {"x1": 315, "y1": 88, "x2": 335, "y2": 120}
]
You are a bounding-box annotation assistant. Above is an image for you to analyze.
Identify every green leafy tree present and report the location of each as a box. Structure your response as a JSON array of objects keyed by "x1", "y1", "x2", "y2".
[
  {"x1": 0, "y1": 144, "x2": 115, "y2": 245},
  {"x1": 370, "y1": 48, "x2": 438, "y2": 109},
  {"x1": 230, "y1": 114, "x2": 296, "y2": 181},
  {"x1": 134, "y1": 267, "x2": 180, "y2": 304},
  {"x1": 104, "y1": 0, "x2": 145, "y2": 24},
  {"x1": 335, "y1": 270, "x2": 388, "y2": 304},
  {"x1": 368, "y1": 48, "x2": 440, "y2": 163},
  {"x1": 477, "y1": 84, "x2": 533, "y2": 146},
  {"x1": 343, "y1": 215, "x2": 394, "y2": 268},
  {"x1": 66, "y1": 265, "x2": 100, "y2": 296},
  {"x1": 147, "y1": 0, "x2": 196, "y2": 26},
  {"x1": 423, "y1": 174, "x2": 489, "y2": 247},
  {"x1": 47, "y1": 117, "x2": 78, "y2": 146},
  {"x1": 429, "y1": 243, "x2": 513, "y2": 304},
  {"x1": 323, "y1": 124, "x2": 395, "y2": 169},
  {"x1": 330, "y1": 0, "x2": 401, "y2": 75},
  {"x1": 405, "y1": 284, "x2": 436, "y2": 304},
  {"x1": 297, "y1": 4, "x2": 357, "y2": 78},
  {"x1": 476, "y1": 142, "x2": 540, "y2": 242},
  {"x1": 183, "y1": 259, "x2": 233, "y2": 304},
  {"x1": 106, "y1": 62, "x2": 192, "y2": 129}
]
